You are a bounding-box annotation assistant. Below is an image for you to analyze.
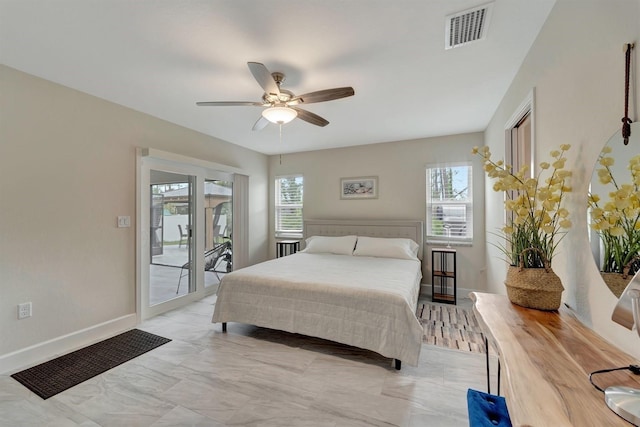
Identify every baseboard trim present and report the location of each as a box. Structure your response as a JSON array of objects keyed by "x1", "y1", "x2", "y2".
[{"x1": 0, "y1": 314, "x2": 137, "y2": 375}]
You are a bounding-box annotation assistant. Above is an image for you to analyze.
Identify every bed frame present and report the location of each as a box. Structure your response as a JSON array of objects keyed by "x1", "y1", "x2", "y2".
[{"x1": 221, "y1": 219, "x2": 425, "y2": 370}]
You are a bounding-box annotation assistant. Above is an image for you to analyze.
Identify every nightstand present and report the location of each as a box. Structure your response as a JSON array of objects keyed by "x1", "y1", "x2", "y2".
[
  {"x1": 277, "y1": 240, "x2": 300, "y2": 258},
  {"x1": 431, "y1": 248, "x2": 457, "y2": 304}
]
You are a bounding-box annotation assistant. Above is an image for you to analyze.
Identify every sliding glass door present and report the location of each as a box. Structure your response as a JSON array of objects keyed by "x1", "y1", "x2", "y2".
[{"x1": 138, "y1": 153, "x2": 237, "y2": 320}]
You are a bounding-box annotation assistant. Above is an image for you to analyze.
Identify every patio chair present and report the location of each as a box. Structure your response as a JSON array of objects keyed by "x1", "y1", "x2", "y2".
[
  {"x1": 178, "y1": 224, "x2": 189, "y2": 248},
  {"x1": 176, "y1": 241, "x2": 232, "y2": 293}
]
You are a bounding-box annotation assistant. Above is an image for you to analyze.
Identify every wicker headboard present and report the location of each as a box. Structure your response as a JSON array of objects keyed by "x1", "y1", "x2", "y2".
[{"x1": 303, "y1": 219, "x2": 424, "y2": 259}]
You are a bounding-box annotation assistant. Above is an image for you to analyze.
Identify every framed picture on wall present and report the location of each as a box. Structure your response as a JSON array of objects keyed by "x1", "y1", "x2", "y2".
[{"x1": 340, "y1": 176, "x2": 378, "y2": 199}]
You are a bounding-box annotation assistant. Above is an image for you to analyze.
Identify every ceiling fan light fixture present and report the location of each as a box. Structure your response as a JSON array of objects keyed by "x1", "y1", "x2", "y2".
[{"x1": 262, "y1": 106, "x2": 297, "y2": 124}]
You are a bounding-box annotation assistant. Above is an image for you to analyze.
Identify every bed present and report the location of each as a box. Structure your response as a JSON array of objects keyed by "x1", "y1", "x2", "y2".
[{"x1": 211, "y1": 219, "x2": 425, "y2": 368}]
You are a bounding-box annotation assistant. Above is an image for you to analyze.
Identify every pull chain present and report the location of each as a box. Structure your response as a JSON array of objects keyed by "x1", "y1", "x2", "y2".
[{"x1": 279, "y1": 124, "x2": 283, "y2": 165}]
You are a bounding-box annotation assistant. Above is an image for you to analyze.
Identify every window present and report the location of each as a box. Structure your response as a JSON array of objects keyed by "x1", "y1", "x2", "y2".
[
  {"x1": 505, "y1": 92, "x2": 534, "y2": 230},
  {"x1": 275, "y1": 175, "x2": 303, "y2": 237},
  {"x1": 505, "y1": 90, "x2": 534, "y2": 180},
  {"x1": 506, "y1": 111, "x2": 532, "y2": 180},
  {"x1": 426, "y1": 163, "x2": 473, "y2": 244}
]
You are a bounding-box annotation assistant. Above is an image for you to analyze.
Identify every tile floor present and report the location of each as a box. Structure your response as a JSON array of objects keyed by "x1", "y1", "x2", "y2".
[{"x1": 0, "y1": 296, "x2": 497, "y2": 426}]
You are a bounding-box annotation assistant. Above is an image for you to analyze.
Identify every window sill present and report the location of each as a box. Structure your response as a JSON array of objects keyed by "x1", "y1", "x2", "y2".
[
  {"x1": 276, "y1": 234, "x2": 303, "y2": 240},
  {"x1": 426, "y1": 240, "x2": 473, "y2": 248}
]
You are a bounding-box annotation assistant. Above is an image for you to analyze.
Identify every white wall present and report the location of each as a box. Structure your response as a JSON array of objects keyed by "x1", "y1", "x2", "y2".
[
  {"x1": 269, "y1": 133, "x2": 487, "y2": 293},
  {"x1": 484, "y1": 0, "x2": 640, "y2": 357},
  {"x1": 0, "y1": 65, "x2": 269, "y2": 361}
]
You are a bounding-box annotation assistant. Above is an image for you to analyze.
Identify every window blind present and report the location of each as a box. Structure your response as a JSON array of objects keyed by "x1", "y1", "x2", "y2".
[
  {"x1": 426, "y1": 164, "x2": 473, "y2": 244},
  {"x1": 275, "y1": 175, "x2": 303, "y2": 237}
]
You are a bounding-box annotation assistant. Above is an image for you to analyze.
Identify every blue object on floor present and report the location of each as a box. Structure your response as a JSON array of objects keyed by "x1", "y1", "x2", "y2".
[{"x1": 467, "y1": 388, "x2": 512, "y2": 427}]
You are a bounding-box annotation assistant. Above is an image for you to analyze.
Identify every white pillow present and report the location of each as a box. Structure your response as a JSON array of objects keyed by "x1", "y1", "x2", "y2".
[
  {"x1": 353, "y1": 236, "x2": 419, "y2": 260},
  {"x1": 301, "y1": 235, "x2": 358, "y2": 255}
]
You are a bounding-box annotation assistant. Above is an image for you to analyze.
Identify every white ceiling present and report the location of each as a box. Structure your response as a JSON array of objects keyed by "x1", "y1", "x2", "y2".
[{"x1": 0, "y1": 0, "x2": 555, "y2": 155}]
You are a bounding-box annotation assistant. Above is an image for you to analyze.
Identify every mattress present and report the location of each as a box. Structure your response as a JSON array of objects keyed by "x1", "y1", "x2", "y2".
[{"x1": 212, "y1": 252, "x2": 424, "y2": 366}]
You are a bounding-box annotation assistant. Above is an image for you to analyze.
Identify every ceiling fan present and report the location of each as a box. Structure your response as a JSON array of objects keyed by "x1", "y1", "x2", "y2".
[{"x1": 196, "y1": 62, "x2": 355, "y2": 131}]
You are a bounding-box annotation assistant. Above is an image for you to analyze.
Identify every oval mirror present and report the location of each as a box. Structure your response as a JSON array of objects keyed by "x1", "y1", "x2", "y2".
[{"x1": 589, "y1": 122, "x2": 640, "y2": 297}]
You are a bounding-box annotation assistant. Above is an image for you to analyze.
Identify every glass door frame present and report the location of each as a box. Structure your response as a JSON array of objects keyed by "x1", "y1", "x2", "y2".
[
  {"x1": 137, "y1": 152, "x2": 234, "y2": 321},
  {"x1": 149, "y1": 170, "x2": 195, "y2": 304}
]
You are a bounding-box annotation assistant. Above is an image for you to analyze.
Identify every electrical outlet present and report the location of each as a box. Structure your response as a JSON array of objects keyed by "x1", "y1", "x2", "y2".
[
  {"x1": 117, "y1": 216, "x2": 131, "y2": 228},
  {"x1": 18, "y1": 302, "x2": 32, "y2": 319}
]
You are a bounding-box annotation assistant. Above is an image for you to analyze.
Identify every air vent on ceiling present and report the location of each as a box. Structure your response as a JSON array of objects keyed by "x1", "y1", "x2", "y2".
[{"x1": 445, "y1": 2, "x2": 493, "y2": 49}]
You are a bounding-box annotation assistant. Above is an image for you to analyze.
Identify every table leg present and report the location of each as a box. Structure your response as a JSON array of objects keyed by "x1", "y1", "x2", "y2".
[{"x1": 485, "y1": 336, "x2": 491, "y2": 394}]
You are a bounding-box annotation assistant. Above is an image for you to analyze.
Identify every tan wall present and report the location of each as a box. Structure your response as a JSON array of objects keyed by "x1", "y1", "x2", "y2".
[
  {"x1": 484, "y1": 0, "x2": 640, "y2": 357},
  {"x1": 0, "y1": 65, "x2": 269, "y2": 357},
  {"x1": 268, "y1": 133, "x2": 487, "y2": 293}
]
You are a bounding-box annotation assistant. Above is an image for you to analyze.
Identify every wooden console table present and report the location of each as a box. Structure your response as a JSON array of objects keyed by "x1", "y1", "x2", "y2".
[{"x1": 471, "y1": 292, "x2": 640, "y2": 426}]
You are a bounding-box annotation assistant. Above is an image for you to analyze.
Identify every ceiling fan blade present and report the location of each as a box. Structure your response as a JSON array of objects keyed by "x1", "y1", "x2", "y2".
[
  {"x1": 248, "y1": 62, "x2": 280, "y2": 97},
  {"x1": 252, "y1": 115, "x2": 270, "y2": 131},
  {"x1": 291, "y1": 107, "x2": 329, "y2": 127},
  {"x1": 196, "y1": 101, "x2": 264, "y2": 107},
  {"x1": 293, "y1": 87, "x2": 355, "y2": 104}
]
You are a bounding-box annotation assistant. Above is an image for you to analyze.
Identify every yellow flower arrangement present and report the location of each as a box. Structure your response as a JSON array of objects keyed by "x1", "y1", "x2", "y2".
[
  {"x1": 472, "y1": 144, "x2": 572, "y2": 268},
  {"x1": 588, "y1": 147, "x2": 640, "y2": 275}
]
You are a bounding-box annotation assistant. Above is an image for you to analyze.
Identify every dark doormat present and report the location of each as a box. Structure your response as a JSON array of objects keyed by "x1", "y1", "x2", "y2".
[{"x1": 11, "y1": 329, "x2": 171, "y2": 399}]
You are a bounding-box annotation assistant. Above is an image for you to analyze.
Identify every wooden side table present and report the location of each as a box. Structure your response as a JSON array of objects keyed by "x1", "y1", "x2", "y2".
[{"x1": 277, "y1": 240, "x2": 300, "y2": 258}]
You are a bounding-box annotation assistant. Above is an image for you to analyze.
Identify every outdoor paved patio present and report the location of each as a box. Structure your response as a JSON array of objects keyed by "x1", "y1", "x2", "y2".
[{"x1": 150, "y1": 244, "x2": 227, "y2": 306}]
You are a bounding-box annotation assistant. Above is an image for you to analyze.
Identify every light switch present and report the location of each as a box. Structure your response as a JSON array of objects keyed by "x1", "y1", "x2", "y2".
[{"x1": 117, "y1": 216, "x2": 131, "y2": 228}]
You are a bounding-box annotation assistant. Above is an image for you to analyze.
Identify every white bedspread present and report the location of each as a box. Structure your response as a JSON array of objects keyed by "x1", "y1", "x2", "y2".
[{"x1": 212, "y1": 252, "x2": 424, "y2": 366}]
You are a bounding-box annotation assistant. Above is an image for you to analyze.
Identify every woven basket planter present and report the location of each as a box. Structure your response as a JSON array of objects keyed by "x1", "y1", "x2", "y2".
[
  {"x1": 601, "y1": 272, "x2": 629, "y2": 298},
  {"x1": 504, "y1": 248, "x2": 564, "y2": 311},
  {"x1": 600, "y1": 256, "x2": 640, "y2": 298}
]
